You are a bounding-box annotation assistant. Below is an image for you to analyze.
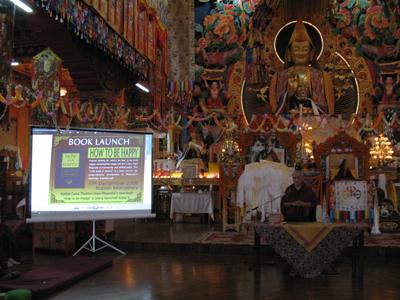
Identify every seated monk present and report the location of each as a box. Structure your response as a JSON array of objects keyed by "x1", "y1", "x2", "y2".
[
  {"x1": 334, "y1": 159, "x2": 355, "y2": 180},
  {"x1": 280, "y1": 170, "x2": 317, "y2": 222}
]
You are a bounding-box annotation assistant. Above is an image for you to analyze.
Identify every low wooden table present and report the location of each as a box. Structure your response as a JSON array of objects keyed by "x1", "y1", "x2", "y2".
[{"x1": 249, "y1": 222, "x2": 368, "y2": 278}]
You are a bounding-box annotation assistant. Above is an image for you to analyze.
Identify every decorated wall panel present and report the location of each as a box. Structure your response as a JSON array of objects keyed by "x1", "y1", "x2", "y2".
[
  {"x1": 193, "y1": 0, "x2": 399, "y2": 119},
  {"x1": 193, "y1": 0, "x2": 255, "y2": 115},
  {"x1": 185, "y1": 0, "x2": 399, "y2": 170}
]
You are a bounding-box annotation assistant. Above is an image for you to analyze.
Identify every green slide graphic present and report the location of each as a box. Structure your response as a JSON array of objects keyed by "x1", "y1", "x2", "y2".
[{"x1": 49, "y1": 133, "x2": 146, "y2": 205}]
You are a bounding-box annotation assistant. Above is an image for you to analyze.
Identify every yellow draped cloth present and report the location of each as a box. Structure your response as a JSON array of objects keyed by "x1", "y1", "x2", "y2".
[{"x1": 283, "y1": 223, "x2": 335, "y2": 252}]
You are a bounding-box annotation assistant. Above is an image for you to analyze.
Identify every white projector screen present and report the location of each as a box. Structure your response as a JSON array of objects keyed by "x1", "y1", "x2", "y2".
[{"x1": 28, "y1": 127, "x2": 154, "y2": 222}]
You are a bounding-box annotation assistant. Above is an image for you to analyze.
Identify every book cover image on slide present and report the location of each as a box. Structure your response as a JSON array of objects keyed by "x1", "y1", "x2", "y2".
[
  {"x1": 53, "y1": 141, "x2": 86, "y2": 189},
  {"x1": 49, "y1": 132, "x2": 147, "y2": 205}
]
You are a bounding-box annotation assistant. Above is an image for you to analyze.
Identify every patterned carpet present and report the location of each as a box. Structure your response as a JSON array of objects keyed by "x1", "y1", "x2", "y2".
[
  {"x1": 364, "y1": 233, "x2": 400, "y2": 247},
  {"x1": 197, "y1": 231, "x2": 400, "y2": 247},
  {"x1": 197, "y1": 231, "x2": 262, "y2": 245}
]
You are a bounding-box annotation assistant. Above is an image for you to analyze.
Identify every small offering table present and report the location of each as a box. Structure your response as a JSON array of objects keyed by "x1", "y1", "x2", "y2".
[{"x1": 170, "y1": 192, "x2": 214, "y2": 224}]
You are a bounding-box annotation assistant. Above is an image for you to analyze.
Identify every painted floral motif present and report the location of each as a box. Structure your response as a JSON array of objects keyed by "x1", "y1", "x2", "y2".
[
  {"x1": 364, "y1": 6, "x2": 390, "y2": 40},
  {"x1": 195, "y1": 0, "x2": 255, "y2": 67},
  {"x1": 335, "y1": 8, "x2": 351, "y2": 29},
  {"x1": 330, "y1": 0, "x2": 400, "y2": 62}
]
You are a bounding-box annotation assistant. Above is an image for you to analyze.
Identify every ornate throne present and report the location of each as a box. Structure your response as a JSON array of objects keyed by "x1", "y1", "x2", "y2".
[
  {"x1": 314, "y1": 131, "x2": 372, "y2": 220},
  {"x1": 219, "y1": 163, "x2": 243, "y2": 232},
  {"x1": 314, "y1": 131, "x2": 370, "y2": 181}
]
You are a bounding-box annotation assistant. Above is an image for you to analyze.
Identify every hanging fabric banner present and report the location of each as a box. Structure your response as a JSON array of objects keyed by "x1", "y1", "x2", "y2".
[
  {"x1": 94, "y1": 0, "x2": 108, "y2": 20},
  {"x1": 155, "y1": 19, "x2": 165, "y2": 114},
  {"x1": 161, "y1": 73, "x2": 166, "y2": 111},
  {"x1": 163, "y1": 28, "x2": 168, "y2": 75},
  {"x1": 0, "y1": 3, "x2": 12, "y2": 85},
  {"x1": 92, "y1": 0, "x2": 99, "y2": 9},
  {"x1": 156, "y1": 20, "x2": 165, "y2": 71},
  {"x1": 166, "y1": 0, "x2": 194, "y2": 81},
  {"x1": 147, "y1": 11, "x2": 156, "y2": 63},
  {"x1": 335, "y1": 181, "x2": 368, "y2": 211},
  {"x1": 108, "y1": 0, "x2": 123, "y2": 33},
  {"x1": 142, "y1": 1, "x2": 148, "y2": 57},
  {"x1": 137, "y1": 0, "x2": 148, "y2": 55},
  {"x1": 134, "y1": 0, "x2": 140, "y2": 50},
  {"x1": 123, "y1": 0, "x2": 136, "y2": 46}
]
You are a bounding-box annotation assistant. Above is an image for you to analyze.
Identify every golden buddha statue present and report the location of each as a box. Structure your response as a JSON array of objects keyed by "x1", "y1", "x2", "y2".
[{"x1": 269, "y1": 20, "x2": 335, "y2": 115}]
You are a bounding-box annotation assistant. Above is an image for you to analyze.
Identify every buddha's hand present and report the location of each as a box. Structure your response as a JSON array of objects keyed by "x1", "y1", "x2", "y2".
[{"x1": 287, "y1": 76, "x2": 298, "y2": 96}]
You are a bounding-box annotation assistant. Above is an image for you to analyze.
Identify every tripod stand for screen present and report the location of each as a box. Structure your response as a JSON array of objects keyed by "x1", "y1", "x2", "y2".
[{"x1": 73, "y1": 220, "x2": 126, "y2": 256}]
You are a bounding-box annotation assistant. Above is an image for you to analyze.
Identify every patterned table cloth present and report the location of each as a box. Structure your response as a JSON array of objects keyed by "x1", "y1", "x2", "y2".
[{"x1": 252, "y1": 222, "x2": 368, "y2": 278}]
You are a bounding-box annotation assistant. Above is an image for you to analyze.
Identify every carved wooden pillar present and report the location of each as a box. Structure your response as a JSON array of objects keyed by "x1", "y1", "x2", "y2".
[{"x1": 220, "y1": 163, "x2": 243, "y2": 232}]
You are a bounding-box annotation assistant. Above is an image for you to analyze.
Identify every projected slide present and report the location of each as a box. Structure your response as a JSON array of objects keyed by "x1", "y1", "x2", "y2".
[
  {"x1": 29, "y1": 128, "x2": 153, "y2": 222},
  {"x1": 50, "y1": 133, "x2": 145, "y2": 204}
]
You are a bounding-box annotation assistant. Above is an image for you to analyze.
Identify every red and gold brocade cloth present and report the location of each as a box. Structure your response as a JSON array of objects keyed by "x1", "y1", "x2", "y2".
[{"x1": 252, "y1": 222, "x2": 369, "y2": 278}]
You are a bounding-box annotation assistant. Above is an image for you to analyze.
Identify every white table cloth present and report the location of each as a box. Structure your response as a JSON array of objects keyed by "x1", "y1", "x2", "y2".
[{"x1": 170, "y1": 192, "x2": 214, "y2": 220}]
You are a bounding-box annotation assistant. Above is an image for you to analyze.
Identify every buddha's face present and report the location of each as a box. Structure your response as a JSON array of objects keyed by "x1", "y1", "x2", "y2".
[{"x1": 290, "y1": 41, "x2": 312, "y2": 66}]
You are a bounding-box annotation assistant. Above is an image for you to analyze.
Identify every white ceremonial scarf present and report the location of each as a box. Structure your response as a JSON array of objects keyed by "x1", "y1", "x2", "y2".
[{"x1": 237, "y1": 161, "x2": 293, "y2": 221}]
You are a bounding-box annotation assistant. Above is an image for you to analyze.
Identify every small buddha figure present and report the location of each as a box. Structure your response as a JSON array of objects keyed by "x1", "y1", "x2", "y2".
[
  {"x1": 269, "y1": 20, "x2": 335, "y2": 115},
  {"x1": 380, "y1": 75, "x2": 399, "y2": 104},
  {"x1": 185, "y1": 128, "x2": 206, "y2": 159},
  {"x1": 205, "y1": 80, "x2": 224, "y2": 109}
]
